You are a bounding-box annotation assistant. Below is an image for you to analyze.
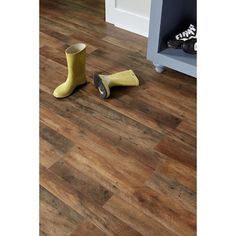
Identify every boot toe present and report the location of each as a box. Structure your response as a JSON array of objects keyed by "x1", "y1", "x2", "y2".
[
  {"x1": 53, "y1": 83, "x2": 70, "y2": 98},
  {"x1": 53, "y1": 89, "x2": 62, "y2": 98}
]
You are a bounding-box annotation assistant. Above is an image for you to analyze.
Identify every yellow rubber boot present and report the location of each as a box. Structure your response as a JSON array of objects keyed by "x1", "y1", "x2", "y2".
[
  {"x1": 93, "y1": 70, "x2": 139, "y2": 98},
  {"x1": 53, "y1": 43, "x2": 87, "y2": 98}
]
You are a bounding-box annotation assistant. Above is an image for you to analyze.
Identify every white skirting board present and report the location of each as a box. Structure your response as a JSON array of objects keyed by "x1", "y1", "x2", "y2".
[{"x1": 105, "y1": 0, "x2": 150, "y2": 37}]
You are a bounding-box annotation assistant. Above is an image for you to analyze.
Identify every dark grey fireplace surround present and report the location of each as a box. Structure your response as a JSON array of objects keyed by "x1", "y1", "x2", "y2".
[{"x1": 147, "y1": 0, "x2": 196, "y2": 77}]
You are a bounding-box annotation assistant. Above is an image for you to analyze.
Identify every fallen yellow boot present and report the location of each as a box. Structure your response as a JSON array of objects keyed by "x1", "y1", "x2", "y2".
[
  {"x1": 53, "y1": 43, "x2": 87, "y2": 98},
  {"x1": 93, "y1": 70, "x2": 139, "y2": 99}
]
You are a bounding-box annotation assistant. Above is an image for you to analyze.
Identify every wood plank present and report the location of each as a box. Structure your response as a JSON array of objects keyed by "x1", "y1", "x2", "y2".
[
  {"x1": 66, "y1": 145, "x2": 150, "y2": 194},
  {"x1": 50, "y1": 159, "x2": 113, "y2": 206},
  {"x1": 132, "y1": 186, "x2": 196, "y2": 236},
  {"x1": 177, "y1": 120, "x2": 196, "y2": 138},
  {"x1": 40, "y1": 186, "x2": 83, "y2": 236},
  {"x1": 104, "y1": 196, "x2": 178, "y2": 236},
  {"x1": 71, "y1": 220, "x2": 108, "y2": 236},
  {"x1": 40, "y1": 165, "x2": 141, "y2": 236},
  {"x1": 40, "y1": 32, "x2": 69, "y2": 50},
  {"x1": 65, "y1": 149, "x2": 195, "y2": 236},
  {"x1": 155, "y1": 137, "x2": 196, "y2": 169},
  {"x1": 145, "y1": 168, "x2": 196, "y2": 213},
  {"x1": 56, "y1": 145, "x2": 195, "y2": 236},
  {"x1": 40, "y1": 138, "x2": 64, "y2": 168},
  {"x1": 40, "y1": 122, "x2": 74, "y2": 154},
  {"x1": 40, "y1": 92, "x2": 162, "y2": 171},
  {"x1": 59, "y1": 146, "x2": 135, "y2": 198},
  {"x1": 102, "y1": 35, "x2": 146, "y2": 56},
  {"x1": 149, "y1": 157, "x2": 196, "y2": 192}
]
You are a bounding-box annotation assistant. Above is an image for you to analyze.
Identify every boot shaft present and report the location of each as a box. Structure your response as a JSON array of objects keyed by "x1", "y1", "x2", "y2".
[
  {"x1": 65, "y1": 43, "x2": 86, "y2": 80},
  {"x1": 93, "y1": 70, "x2": 139, "y2": 99},
  {"x1": 108, "y1": 70, "x2": 139, "y2": 87}
]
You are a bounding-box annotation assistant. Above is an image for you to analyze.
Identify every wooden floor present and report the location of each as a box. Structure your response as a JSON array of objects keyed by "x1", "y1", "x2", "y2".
[{"x1": 40, "y1": 0, "x2": 196, "y2": 235}]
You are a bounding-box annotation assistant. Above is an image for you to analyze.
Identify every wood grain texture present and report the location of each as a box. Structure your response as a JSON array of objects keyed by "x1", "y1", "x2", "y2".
[
  {"x1": 40, "y1": 186, "x2": 83, "y2": 236},
  {"x1": 40, "y1": 0, "x2": 196, "y2": 235},
  {"x1": 40, "y1": 165, "x2": 141, "y2": 236},
  {"x1": 104, "y1": 196, "x2": 178, "y2": 236},
  {"x1": 71, "y1": 220, "x2": 108, "y2": 236},
  {"x1": 50, "y1": 159, "x2": 113, "y2": 206},
  {"x1": 40, "y1": 138, "x2": 64, "y2": 168}
]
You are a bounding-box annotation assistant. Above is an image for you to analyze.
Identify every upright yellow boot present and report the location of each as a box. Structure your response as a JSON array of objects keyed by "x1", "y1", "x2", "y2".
[
  {"x1": 93, "y1": 70, "x2": 139, "y2": 98},
  {"x1": 53, "y1": 43, "x2": 87, "y2": 98}
]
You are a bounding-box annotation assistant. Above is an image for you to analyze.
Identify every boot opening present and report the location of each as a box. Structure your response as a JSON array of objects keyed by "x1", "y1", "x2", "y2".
[{"x1": 66, "y1": 43, "x2": 86, "y2": 54}]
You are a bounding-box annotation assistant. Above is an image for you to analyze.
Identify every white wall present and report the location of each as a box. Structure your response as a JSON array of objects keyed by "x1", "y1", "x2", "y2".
[
  {"x1": 116, "y1": 0, "x2": 151, "y2": 18},
  {"x1": 105, "y1": 0, "x2": 151, "y2": 37}
]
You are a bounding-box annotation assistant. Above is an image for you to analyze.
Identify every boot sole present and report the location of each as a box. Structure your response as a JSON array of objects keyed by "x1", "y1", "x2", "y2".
[{"x1": 93, "y1": 73, "x2": 108, "y2": 99}]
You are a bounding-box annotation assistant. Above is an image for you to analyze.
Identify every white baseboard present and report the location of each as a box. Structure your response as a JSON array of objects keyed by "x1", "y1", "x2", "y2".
[{"x1": 105, "y1": 0, "x2": 149, "y2": 37}]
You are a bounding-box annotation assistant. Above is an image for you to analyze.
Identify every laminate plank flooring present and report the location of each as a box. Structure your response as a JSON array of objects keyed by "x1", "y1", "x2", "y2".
[{"x1": 40, "y1": 0, "x2": 196, "y2": 235}]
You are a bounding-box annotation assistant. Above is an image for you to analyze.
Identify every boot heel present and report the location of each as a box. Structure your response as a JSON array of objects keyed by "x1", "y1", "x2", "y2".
[{"x1": 98, "y1": 83, "x2": 108, "y2": 99}]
